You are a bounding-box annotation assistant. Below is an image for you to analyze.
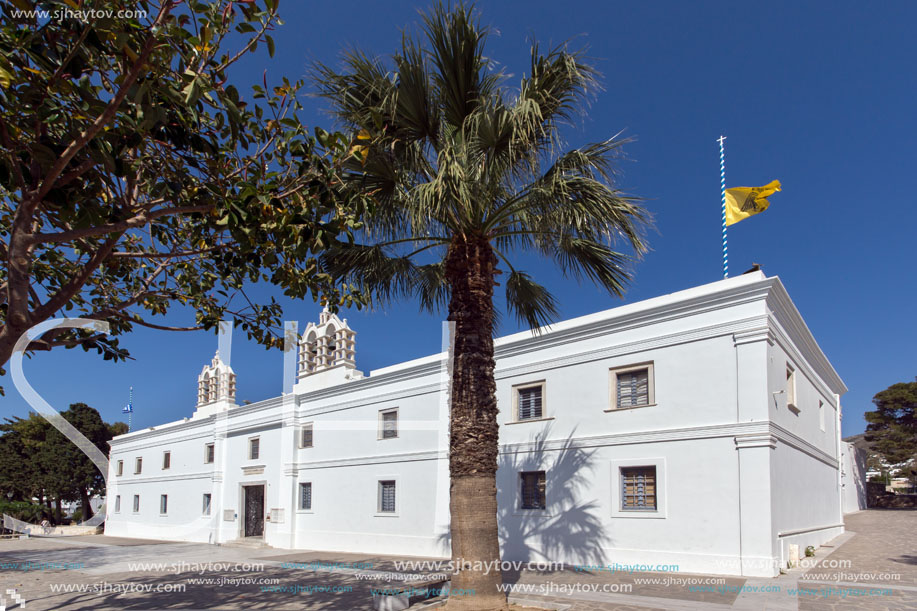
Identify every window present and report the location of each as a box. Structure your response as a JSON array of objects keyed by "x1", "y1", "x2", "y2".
[
  {"x1": 786, "y1": 365, "x2": 798, "y2": 411},
  {"x1": 514, "y1": 383, "x2": 544, "y2": 421},
  {"x1": 134, "y1": 457, "x2": 142, "y2": 474},
  {"x1": 204, "y1": 443, "x2": 215, "y2": 464},
  {"x1": 116, "y1": 460, "x2": 123, "y2": 476},
  {"x1": 610, "y1": 363, "x2": 654, "y2": 410},
  {"x1": 819, "y1": 400, "x2": 825, "y2": 431},
  {"x1": 621, "y1": 467, "x2": 656, "y2": 511},
  {"x1": 300, "y1": 424, "x2": 313, "y2": 448},
  {"x1": 114, "y1": 495, "x2": 121, "y2": 513},
  {"x1": 160, "y1": 494, "x2": 168, "y2": 515},
  {"x1": 299, "y1": 483, "x2": 312, "y2": 510},
  {"x1": 202, "y1": 494, "x2": 212, "y2": 516},
  {"x1": 249, "y1": 437, "x2": 260, "y2": 460},
  {"x1": 162, "y1": 451, "x2": 171, "y2": 470},
  {"x1": 379, "y1": 409, "x2": 398, "y2": 440},
  {"x1": 520, "y1": 471, "x2": 546, "y2": 510},
  {"x1": 132, "y1": 495, "x2": 140, "y2": 513},
  {"x1": 378, "y1": 480, "x2": 396, "y2": 513}
]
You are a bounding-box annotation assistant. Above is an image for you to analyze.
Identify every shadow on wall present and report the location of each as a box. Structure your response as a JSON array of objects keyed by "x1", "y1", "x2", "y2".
[
  {"x1": 497, "y1": 425, "x2": 607, "y2": 570},
  {"x1": 432, "y1": 425, "x2": 609, "y2": 572}
]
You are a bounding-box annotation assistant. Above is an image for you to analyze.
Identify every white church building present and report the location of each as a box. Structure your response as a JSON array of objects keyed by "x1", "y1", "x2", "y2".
[{"x1": 105, "y1": 272, "x2": 852, "y2": 577}]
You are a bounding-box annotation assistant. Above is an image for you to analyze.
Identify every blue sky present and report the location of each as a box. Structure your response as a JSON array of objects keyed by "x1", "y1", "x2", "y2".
[{"x1": 2, "y1": 1, "x2": 914, "y2": 438}]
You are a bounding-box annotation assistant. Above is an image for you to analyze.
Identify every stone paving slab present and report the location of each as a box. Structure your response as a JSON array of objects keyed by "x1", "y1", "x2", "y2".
[{"x1": 1, "y1": 509, "x2": 915, "y2": 610}]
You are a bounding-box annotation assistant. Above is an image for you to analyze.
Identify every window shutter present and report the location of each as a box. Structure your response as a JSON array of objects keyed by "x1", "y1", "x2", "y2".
[
  {"x1": 382, "y1": 411, "x2": 397, "y2": 439},
  {"x1": 621, "y1": 467, "x2": 656, "y2": 510},
  {"x1": 300, "y1": 483, "x2": 312, "y2": 510},
  {"x1": 617, "y1": 369, "x2": 649, "y2": 408},
  {"x1": 518, "y1": 387, "x2": 543, "y2": 420},
  {"x1": 380, "y1": 481, "x2": 396, "y2": 512}
]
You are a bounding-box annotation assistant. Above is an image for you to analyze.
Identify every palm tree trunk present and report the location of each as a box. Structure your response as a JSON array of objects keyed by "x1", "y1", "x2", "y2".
[{"x1": 443, "y1": 234, "x2": 507, "y2": 610}]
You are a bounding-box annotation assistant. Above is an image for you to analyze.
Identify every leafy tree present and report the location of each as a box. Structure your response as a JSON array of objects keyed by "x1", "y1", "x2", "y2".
[
  {"x1": 865, "y1": 379, "x2": 917, "y2": 467},
  {"x1": 0, "y1": 0, "x2": 366, "y2": 390},
  {"x1": 312, "y1": 4, "x2": 649, "y2": 606},
  {"x1": 0, "y1": 403, "x2": 116, "y2": 522}
]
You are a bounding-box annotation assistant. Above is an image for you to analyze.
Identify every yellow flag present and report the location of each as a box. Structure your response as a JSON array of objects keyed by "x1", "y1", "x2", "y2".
[{"x1": 725, "y1": 180, "x2": 781, "y2": 226}]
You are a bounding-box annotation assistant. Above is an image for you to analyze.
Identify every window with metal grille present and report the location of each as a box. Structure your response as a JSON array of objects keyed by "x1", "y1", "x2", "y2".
[
  {"x1": 162, "y1": 451, "x2": 171, "y2": 469},
  {"x1": 205, "y1": 443, "x2": 215, "y2": 463},
  {"x1": 301, "y1": 424, "x2": 313, "y2": 448},
  {"x1": 202, "y1": 494, "x2": 211, "y2": 515},
  {"x1": 520, "y1": 471, "x2": 546, "y2": 510},
  {"x1": 517, "y1": 385, "x2": 543, "y2": 421},
  {"x1": 380, "y1": 410, "x2": 398, "y2": 439},
  {"x1": 621, "y1": 466, "x2": 656, "y2": 510},
  {"x1": 132, "y1": 495, "x2": 139, "y2": 512},
  {"x1": 249, "y1": 437, "x2": 260, "y2": 460},
  {"x1": 378, "y1": 480, "x2": 396, "y2": 512},
  {"x1": 134, "y1": 457, "x2": 142, "y2": 474},
  {"x1": 616, "y1": 369, "x2": 649, "y2": 408},
  {"x1": 160, "y1": 494, "x2": 168, "y2": 514},
  {"x1": 300, "y1": 483, "x2": 312, "y2": 510}
]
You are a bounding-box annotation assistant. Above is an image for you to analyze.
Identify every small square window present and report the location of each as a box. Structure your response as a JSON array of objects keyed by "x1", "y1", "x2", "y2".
[
  {"x1": 160, "y1": 494, "x2": 168, "y2": 515},
  {"x1": 515, "y1": 383, "x2": 545, "y2": 421},
  {"x1": 249, "y1": 437, "x2": 260, "y2": 460},
  {"x1": 610, "y1": 363, "x2": 655, "y2": 410},
  {"x1": 205, "y1": 443, "x2": 215, "y2": 464},
  {"x1": 378, "y1": 480, "x2": 396, "y2": 513},
  {"x1": 132, "y1": 495, "x2": 140, "y2": 513},
  {"x1": 379, "y1": 409, "x2": 398, "y2": 440},
  {"x1": 114, "y1": 495, "x2": 121, "y2": 513},
  {"x1": 202, "y1": 494, "x2": 212, "y2": 516},
  {"x1": 520, "y1": 471, "x2": 546, "y2": 510},
  {"x1": 301, "y1": 424, "x2": 313, "y2": 448},
  {"x1": 621, "y1": 466, "x2": 656, "y2": 511},
  {"x1": 300, "y1": 482, "x2": 312, "y2": 510},
  {"x1": 116, "y1": 460, "x2": 123, "y2": 476},
  {"x1": 162, "y1": 451, "x2": 171, "y2": 470},
  {"x1": 134, "y1": 457, "x2": 143, "y2": 474}
]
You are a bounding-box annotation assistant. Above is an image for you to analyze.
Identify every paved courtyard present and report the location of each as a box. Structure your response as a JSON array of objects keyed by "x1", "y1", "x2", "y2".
[{"x1": 0, "y1": 510, "x2": 913, "y2": 610}]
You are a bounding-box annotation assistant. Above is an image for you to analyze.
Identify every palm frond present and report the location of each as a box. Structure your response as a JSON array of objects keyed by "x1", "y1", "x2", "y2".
[
  {"x1": 422, "y1": 3, "x2": 500, "y2": 130},
  {"x1": 550, "y1": 235, "x2": 633, "y2": 297},
  {"x1": 416, "y1": 261, "x2": 449, "y2": 312},
  {"x1": 504, "y1": 270, "x2": 559, "y2": 331}
]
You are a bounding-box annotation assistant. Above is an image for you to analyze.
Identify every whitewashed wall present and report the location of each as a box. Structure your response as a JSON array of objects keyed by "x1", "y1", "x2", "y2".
[{"x1": 106, "y1": 272, "x2": 847, "y2": 578}]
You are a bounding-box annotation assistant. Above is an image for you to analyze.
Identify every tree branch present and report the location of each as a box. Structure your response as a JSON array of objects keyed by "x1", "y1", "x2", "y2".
[{"x1": 31, "y1": 205, "x2": 211, "y2": 245}]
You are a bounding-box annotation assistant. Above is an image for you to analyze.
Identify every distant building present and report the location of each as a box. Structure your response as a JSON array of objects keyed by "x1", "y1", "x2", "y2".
[{"x1": 105, "y1": 272, "x2": 850, "y2": 577}]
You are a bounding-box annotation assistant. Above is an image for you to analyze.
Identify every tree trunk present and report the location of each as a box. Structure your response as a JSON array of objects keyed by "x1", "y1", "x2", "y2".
[
  {"x1": 54, "y1": 497, "x2": 62, "y2": 524},
  {"x1": 79, "y1": 487, "x2": 93, "y2": 521},
  {"x1": 443, "y1": 234, "x2": 507, "y2": 610}
]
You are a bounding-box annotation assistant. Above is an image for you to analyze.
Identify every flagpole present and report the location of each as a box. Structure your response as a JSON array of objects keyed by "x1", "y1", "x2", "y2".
[{"x1": 718, "y1": 135, "x2": 728, "y2": 278}]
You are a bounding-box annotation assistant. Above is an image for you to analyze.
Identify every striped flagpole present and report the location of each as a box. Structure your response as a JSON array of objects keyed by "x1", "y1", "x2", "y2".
[{"x1": 718, "y1": 135, "x2": 728, "y2": 278}]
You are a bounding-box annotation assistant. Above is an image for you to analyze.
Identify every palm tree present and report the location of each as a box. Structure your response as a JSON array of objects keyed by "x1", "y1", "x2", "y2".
[{"x1": 313, "y1": 4, "x2": 650, "y2": 609}]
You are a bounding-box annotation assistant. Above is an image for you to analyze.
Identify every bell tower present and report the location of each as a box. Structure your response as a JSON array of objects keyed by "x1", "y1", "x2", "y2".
[
  {"x1": 193, "y1": 351, "x2": 238, "y2": 418},
  {"x1": 294, "y1": 309, "x2": 363, "y2": 393}
]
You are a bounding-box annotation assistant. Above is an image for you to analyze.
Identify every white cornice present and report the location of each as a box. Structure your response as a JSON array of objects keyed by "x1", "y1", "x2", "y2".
[
  {"x1": 764, "y1": 278, "x2": 847, "y2": 395},
  {"x1": 109, "y1": 416, "x2": 215, "y2": 446},
  {"x1": 109, "y1": 471, "x2": 213, "y2": 484},
  {"x1": 292, "y1": 450, "x2": 444, "y2": 470}
]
